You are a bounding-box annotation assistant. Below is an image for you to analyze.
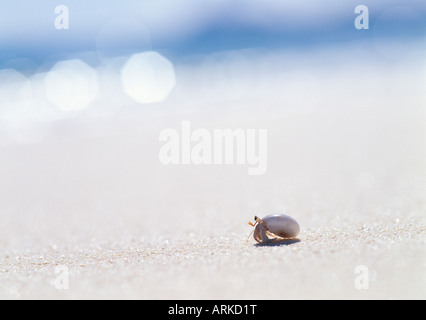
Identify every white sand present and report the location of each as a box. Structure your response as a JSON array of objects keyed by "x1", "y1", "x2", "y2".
[{"x1": 0, "y1": 46, "x2": 425, "y2": 299}]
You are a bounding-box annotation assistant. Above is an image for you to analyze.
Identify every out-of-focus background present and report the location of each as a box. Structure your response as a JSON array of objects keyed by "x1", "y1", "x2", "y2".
[{"x1": 0, "y1": 0, "x2": 425, "y2": 299}]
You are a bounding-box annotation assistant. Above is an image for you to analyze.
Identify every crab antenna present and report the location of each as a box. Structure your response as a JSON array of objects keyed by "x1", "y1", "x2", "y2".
[{"x1": 246, "y1": 229, "x2": 255, "y2": 243}]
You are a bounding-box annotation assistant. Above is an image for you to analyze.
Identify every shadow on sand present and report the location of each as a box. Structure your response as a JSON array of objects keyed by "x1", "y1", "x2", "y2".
[{"x1": 254, "y1": 238, "x2": 301, "y2": 247}]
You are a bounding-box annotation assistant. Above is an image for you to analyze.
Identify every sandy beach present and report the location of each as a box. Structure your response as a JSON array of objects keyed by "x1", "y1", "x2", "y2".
[{"x1": 0, "y1": 46, "x2": 425, "y2": 300}]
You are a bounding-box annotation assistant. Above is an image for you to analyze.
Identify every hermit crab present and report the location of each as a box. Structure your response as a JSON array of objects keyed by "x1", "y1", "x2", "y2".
[{"x1": 248, "y1": 214, "x2": 300, "y2": 244}]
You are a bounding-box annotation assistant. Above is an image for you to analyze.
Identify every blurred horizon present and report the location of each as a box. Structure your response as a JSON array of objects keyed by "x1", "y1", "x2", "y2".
[{"x1": 0, "y1": 0, "x2": 425, "y2": 68}]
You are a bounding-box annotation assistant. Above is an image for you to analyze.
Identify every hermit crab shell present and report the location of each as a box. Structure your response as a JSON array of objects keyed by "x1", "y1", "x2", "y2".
[{"x1": 262, "y1": 214, "x2": 300, "y2": 238}]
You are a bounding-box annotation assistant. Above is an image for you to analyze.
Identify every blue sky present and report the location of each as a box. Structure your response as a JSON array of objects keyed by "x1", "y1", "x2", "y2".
[{"x1": 0, "y1": 0, "x2": 425, "y2": 67}]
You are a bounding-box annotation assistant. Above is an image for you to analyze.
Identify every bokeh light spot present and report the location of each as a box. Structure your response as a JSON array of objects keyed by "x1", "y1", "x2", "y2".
[
  {"x1": 44, "y1": 59, "x2": 98, "y2": 111},
  {"x1": 0, "y1": 69, "x2": 32, "y2": 121},
  {"x1": 121, "y1": 51, "x2": 176, "y2": 104}
]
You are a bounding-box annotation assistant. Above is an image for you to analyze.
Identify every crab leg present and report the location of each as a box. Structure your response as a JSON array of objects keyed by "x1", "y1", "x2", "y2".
[{"x1": 255, "y1": 224, "x2": 277, "y2": 243}]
